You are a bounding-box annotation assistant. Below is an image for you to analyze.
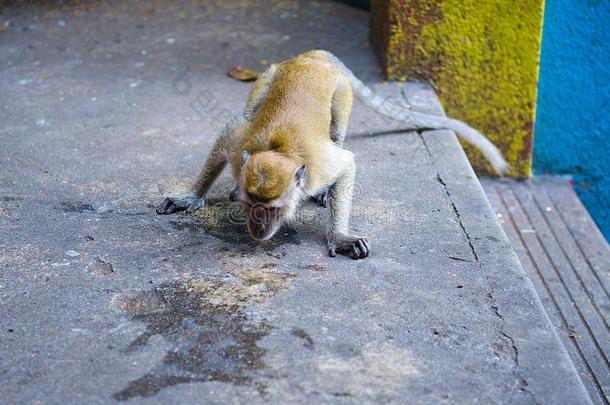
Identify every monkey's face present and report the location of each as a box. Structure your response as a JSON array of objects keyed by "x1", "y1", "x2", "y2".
[
  {"x1": 240, "y1": 199, "x2": 284, "y2": 241},
  {"x1": 238, "y1": 150, "x2": 307, "y2": 241},
  {"x1": 238, "y1": 176, "x2": 305, "y2": 241}
]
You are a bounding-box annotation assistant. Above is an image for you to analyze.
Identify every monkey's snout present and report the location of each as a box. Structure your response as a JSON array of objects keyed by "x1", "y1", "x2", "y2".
[
  {"x1": 248, "y1": 221, "x2": 276, "y2": 241},
  {"x1": 247, "y1": 218, "x2": 277, "y2": 241},
  {"x1": 247, "y1": 205, "x2": 280, "y2": 241},
  {"x1": 252, "y1": 221, "x2": 267, "y2": 234}
]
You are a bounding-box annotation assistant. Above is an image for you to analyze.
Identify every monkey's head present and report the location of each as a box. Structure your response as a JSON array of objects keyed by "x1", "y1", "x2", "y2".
[{"x1": 237, "y1": 150, "x2": 306, "y2": 241}]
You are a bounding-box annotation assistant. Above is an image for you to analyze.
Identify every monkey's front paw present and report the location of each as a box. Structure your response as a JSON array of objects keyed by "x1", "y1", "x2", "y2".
[
  {"x1": 156, "y1": 194, "x2": 205, "y2": 215},
  {"x1": 327, "y1": 234, "x2": 370, "y2": 260}
]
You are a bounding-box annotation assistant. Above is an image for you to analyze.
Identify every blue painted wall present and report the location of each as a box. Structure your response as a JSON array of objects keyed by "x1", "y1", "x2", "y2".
[{"x1": 533, "y1": 0, "x2": 610, "y2": 240}]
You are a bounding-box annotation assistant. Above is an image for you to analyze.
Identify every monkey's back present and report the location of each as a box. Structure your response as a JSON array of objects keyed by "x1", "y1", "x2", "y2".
[
  {"x1": 245, "y1": 52, "x2": 341, "y2": 146},
  {"x1": 236, "y1": 52, "x2": 345, "y2": 183}
]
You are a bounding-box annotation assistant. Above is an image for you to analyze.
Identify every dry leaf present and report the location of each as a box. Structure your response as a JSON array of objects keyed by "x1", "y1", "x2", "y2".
[{"x1": 227, "y1": 65, "x2": 258, "y2": 82}]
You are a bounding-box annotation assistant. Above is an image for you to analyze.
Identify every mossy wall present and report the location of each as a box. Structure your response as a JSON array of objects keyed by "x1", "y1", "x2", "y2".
[{"x1": 370, "y1": 0, "x2": 544, "y2": 177}]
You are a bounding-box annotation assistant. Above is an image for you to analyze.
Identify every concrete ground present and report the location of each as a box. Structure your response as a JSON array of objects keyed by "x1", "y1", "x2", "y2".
[{"x1": 0, "y1": 1, "x2": 592, "y2": 403}]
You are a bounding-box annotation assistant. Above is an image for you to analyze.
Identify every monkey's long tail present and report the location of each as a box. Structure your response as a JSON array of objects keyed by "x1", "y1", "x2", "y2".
[{"x1": 321, "y1": 51, "x2": 509, "y2": 175}]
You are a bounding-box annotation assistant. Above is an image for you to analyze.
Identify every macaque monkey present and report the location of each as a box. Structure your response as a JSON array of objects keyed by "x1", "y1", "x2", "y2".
[{"x1": 157, "y1": 50, "x2": 507, "y2": 260}]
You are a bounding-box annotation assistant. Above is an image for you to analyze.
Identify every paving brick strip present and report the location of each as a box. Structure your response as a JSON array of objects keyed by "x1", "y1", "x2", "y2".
[{"x1": 482, "y1": 177, "x2": 610, "y2": 404}]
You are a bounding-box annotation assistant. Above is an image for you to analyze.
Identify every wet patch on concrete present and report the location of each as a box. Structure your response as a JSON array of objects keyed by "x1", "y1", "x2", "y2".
[
  {"x1": 301, "y1": 264, "x2": 325, "y2": 272},
  {"x1": 0, "y1": 196, "x2": 22, "y2": 202},
  {"x1": 57, "y1": 202, "x2": 96, "y2": 213},
  {"x1": 86, "y1": 256, "x2": 114, "y2": 275},
  {"x1": 168, "y1": 218, "x2": 203, "y2": 232},
  {"x1": 291, "y1": 328, "x2": 314, "y2": 350},
  {"x1": 113, "y1": 266, "x2": 296, "y2": 400},
  {"x1": 187, "y1": 198, "x2": 301, "y2": 248},
  {"x1": 191, "y1": 199, "x2": 249, "y2": 244}
]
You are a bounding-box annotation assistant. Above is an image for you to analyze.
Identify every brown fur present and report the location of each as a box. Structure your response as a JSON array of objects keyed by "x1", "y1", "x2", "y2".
[
  {"x1": 158, "y1": 50, "x2": 369, "y2": 258},
  {"x1": 241, "y1": 151, "x2": 300, "y2": 201},
  {"x1": 232, "y1": 51, "x2": 340, "y2": 198}
]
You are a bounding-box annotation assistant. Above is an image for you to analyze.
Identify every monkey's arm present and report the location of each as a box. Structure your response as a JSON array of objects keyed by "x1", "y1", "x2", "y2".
[
  {"x1": 156, "y1": 115, "x2": 245, "y2": 215},
  {"x1": 326, "y1": 152, "x2": 369, "y2": 260}
]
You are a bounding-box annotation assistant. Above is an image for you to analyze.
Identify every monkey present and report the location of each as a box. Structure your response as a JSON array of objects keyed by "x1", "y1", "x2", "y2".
[{"x1": 157, "y1": 50, "x2": 508, "y2": 260}]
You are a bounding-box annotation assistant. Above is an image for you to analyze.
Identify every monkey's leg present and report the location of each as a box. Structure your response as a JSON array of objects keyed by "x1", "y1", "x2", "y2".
[
  {"x1": 312, "y1": 77, "x2": 354, "y2": 208},
  {"x1": 326, "y1": 153, "x2": 369, "y2": 260},
  {"x1": 329, "y1": 75, "x2": 353, "y2": 147},
  {"x1": 157, "y1": 115, "x2": 244, "y2": 215}
]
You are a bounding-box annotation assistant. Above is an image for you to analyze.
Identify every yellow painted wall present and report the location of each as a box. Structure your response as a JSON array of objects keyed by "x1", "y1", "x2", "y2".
[{"x1": 370, "y1": 0, "x2": 544, "y2": 177}]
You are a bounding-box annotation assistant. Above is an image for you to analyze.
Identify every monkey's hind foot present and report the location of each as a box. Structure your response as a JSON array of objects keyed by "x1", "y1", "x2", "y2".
[
  {"x1": 327, "y1": 233, "x2": 370, "y2": 260},
  {"x1": 156, "y1": 193, "x2": 206, "y2": 215},
  {"x1": 229, "y1": 185, "x2": 239, "y2": 202},
  {"x1": 311, "y1": 190, "x2": 328, "y2": 208}
]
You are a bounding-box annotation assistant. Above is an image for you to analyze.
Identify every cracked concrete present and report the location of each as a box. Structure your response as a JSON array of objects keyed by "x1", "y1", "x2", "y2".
[
  {"x1": 433, "y1": 171, "x2": 480, "y2": 263},
  {"x1": 0, "y1": 0, "x2": 591, "y2": 403},
  {"x1": 418, "y1": 101, "x2": 541, "y2": 404}
]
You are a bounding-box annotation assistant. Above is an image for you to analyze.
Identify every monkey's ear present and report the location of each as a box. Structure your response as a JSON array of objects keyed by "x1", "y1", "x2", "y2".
[
  {"x1": 240, "y1": 150, "x2": 250, "y2": 167},
  {"x1": 295, "y1": 165, "x2": 307, "y2": 188}
]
